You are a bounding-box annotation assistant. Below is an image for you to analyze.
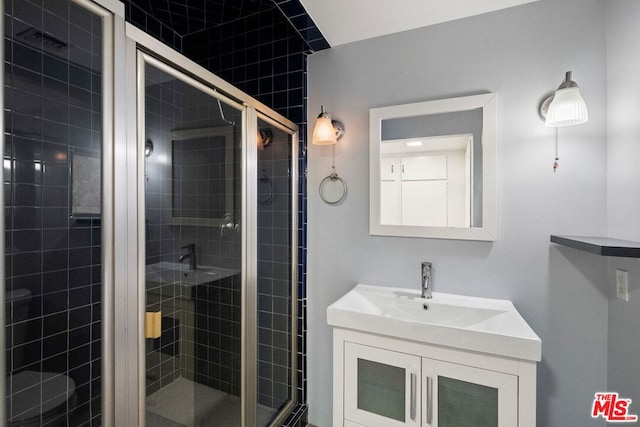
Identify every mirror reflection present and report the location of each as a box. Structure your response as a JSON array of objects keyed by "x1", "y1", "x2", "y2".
[
  {"x1": 370, "y1": 93, "x2": 497, "y2": 241},
  {"x1": 171, "y1": 126, "x2": 236, "y2": 221},
  {"x1": 380, "y1": 133, "x2": 473, "y2": 227}
]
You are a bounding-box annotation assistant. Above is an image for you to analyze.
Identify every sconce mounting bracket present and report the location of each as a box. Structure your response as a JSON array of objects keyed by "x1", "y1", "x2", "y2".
[
  {"x1": 538, "y1": 95, "x2": 554, "y2": 122},
  {"x1": 332, "y1": 120, "x2": 345, "y2": 141}
]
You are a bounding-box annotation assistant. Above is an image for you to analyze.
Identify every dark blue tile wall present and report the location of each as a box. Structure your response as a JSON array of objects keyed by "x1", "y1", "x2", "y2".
[
  {"x1": 5, "y1": 1, "x2": 104, "y2": 425},
  {"x1": 129, "y1": 0, "x2": 274, "y2": 37},
  {"x1": 122, "y1": 0, "x2": 183, "y2": 52},
  {"x1": 193, "y1": 273, "x2": 242, "y2": 396},
  {"x1": 272, "y1": 0, "x2": 330, "y2": 52}
]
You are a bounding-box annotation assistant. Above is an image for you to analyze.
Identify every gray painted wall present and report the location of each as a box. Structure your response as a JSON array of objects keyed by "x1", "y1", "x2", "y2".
[
  {"x1": 306, "y1": 0, "x2": 614, "y2": 426},
  {"x1": 606, "y1": 0, "x2": 640, "y2": 407}
]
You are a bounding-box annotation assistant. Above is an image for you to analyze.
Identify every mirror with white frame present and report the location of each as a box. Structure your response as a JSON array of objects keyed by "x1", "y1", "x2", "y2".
[{"x1": 369, "y1": 93, "x2": 497, "y2": 241}]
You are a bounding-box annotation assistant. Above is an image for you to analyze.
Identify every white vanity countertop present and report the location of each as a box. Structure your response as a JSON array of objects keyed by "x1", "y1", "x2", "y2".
[{"x1": 327, "y1": 284, "x2": 541, "y2": 361}]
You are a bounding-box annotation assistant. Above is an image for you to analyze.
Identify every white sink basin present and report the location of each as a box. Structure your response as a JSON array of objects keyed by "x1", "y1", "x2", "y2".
[
  {"x1": 145, "y1": 262, "x2": 239, "y2": 294},
  {"x1": 327, "y1": 284, "x2": 541, "y2": 361}
]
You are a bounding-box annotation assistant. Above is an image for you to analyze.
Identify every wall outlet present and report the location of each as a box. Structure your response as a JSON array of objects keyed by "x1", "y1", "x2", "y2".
[{"x1": 616, "y1": 269, "x2": 629, "y2": 301}]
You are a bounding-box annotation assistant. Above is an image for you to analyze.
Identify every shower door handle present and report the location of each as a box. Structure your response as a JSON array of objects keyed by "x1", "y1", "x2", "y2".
[{"x1": 145, "y1": 311, "x2": 162, "y2": 339}]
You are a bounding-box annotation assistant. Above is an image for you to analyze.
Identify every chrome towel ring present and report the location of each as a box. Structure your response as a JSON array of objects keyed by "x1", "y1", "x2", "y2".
[{"x1": 319, "y1": 167, "x2": 347, "y2": 205}]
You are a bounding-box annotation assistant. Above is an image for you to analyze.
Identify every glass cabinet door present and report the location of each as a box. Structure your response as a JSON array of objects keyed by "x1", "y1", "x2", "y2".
[
  {"x1": 422, "y1": 359, "x2": 518, "y2": 427},
  {"x1": 344, "y1": 343, "x2": 421, "y2": 427}
]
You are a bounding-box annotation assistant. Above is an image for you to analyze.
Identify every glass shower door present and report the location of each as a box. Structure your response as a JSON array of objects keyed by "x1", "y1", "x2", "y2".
[{"x1": 140, "y1": 53, "x2": 245, "y2": 426}]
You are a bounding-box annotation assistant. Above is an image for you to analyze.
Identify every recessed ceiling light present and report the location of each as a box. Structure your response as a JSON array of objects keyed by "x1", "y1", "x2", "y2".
[{"x1": 405, "y1": 141, "x2": 423, "y2": 147}]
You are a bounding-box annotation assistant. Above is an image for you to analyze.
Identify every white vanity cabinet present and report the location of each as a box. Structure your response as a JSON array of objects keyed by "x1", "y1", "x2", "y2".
[
  {"x1": 334, "y1": 329, "x2": 535, "y2": 427},
  {"x1": 328, "y1": 284, "x2": 541, "y2": 427}
]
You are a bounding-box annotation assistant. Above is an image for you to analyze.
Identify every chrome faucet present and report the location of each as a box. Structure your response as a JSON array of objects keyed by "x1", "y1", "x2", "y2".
[
  {"x1": 178, "y1": 244, "x2": 197, "y2": 270},
  {"x1": 421, "y1": 262, "x2": 433, "y2": 299}
]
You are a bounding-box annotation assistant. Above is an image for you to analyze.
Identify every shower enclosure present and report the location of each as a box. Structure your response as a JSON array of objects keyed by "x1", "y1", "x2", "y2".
[
  {"x1": 2, "y1": 1, "x2": 299, "y2": 425},
  {"x1": 138, "y1": 51, "x2": 297, "y2": 426}
]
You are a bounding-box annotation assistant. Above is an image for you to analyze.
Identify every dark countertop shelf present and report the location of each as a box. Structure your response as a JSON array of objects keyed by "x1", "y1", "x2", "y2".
[{"x1": 550, "y1": 235, "x2": 640, "y2": 258}]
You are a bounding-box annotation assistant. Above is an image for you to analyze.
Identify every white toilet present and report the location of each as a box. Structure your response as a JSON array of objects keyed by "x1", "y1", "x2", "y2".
[{"x1": 6, "y1": 289, "x2": 77, "y2": 426}]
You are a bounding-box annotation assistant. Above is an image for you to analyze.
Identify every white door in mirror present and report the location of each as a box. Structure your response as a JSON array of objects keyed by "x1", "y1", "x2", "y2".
[
  {"x1": 402, "y1": 181, "x2": 447, "y2": 227},
  {"x1": 370, "y1": 93, "x2": 497, "y2": 241}
]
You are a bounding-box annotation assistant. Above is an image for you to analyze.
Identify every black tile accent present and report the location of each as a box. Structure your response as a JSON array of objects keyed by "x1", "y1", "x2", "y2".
[
  {"x1": 122, "y1": 0, "x2": 184, "y2": 53},
  {"x1": 273, "y1": 0, "x2": 331, "y2": 51},
  {"x1": 5, "y1": 0, "x2": 104, "y2": 424},
  {"x1": 43, "y1": 270, "x2": 69, "y2": 293},
  {"x1": 11, "y1": 229, "x2": 42, "y2": 253},
  {"x1": 8, "y1": 1, "x2": 316, "y2": 425}
]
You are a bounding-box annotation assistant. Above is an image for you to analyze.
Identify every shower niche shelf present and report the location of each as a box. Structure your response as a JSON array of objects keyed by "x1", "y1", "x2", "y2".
[{"x1": 550, "y1": 235, "x2": 640, "y2": 258}]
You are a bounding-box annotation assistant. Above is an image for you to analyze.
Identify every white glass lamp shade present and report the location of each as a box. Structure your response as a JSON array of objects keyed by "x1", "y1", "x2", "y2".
[
  {"x1": 312, "y1": 115, "x2": 338, "y2": 145},
  {"x1": 545, "y1": 86, "x2": 588, "y2": 127}
]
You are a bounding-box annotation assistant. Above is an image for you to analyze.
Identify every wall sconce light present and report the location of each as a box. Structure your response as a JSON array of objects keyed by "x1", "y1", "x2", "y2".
[
  {"x1": 539, "y1": 71, "x2": 589, "y2": 172},
  {"x1": 312, "y1": 106, "x2": 345, "y2": 145},
  {"x1": 539, "y1": 71, "x2": 588, "y2": 127},
  {"x1": 258, "y1": 128, "x2": 272, "y2": 150},
  {"x1": 313, "y1": 106, "x2": 347, "y2": 205},
  {"x1": 145, "y1": 139, "x2": 154, "y2": 157}
]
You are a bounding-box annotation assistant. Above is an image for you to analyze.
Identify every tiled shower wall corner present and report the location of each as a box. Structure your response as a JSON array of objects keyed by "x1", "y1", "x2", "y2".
[{"x1": 4, "y1": 0, "x2": 103, "y2": 425}]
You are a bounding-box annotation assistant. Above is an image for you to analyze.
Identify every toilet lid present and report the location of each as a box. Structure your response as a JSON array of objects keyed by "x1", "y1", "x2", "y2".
[{"x1": 7, "y1": 371, "x2": 76, "y2": 422}]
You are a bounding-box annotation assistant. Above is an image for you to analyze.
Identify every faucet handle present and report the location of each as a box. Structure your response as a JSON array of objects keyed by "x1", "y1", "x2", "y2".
[
  {"x1": 422, "y1": 261, "x2": 432, "y2": 273},
  {"x1": 421, "y1": 261, "x2": 433, "y2": 299}
]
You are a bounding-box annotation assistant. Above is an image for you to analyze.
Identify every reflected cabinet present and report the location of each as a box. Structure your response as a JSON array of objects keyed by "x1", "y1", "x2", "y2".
[
  {"x1": 334, "y1": 330, "x2": 536, "y2": 427},
  {"x1": 369, "y1": 93, "x2": 497, "y2": 241}
]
